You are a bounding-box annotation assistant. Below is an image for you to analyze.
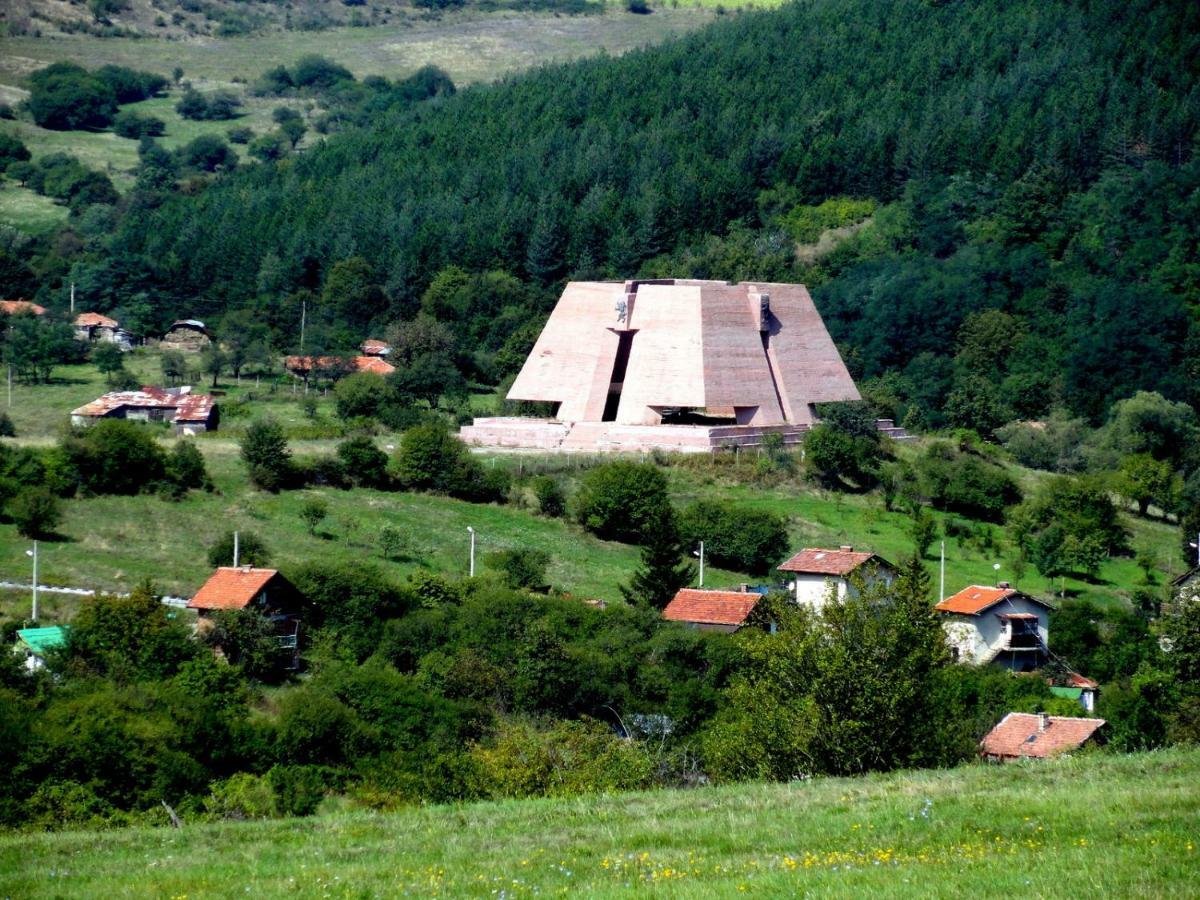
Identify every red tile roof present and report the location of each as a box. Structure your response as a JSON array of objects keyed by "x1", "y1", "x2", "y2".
[
  {"x1": 285, "y1": 355, "x2": 395, "y2": 376},
  {"x1": 71, "y1": 386, "x2": 215, "y2": 423},
  {"x1": 361, "y1": 339, "x2": 390, "y2": 356},
  {"x1": 75, "y1": 311, "x2": 118, "y2": 328},
  {"x1": 1066, "y1": 673, "x2": 1099, "y2": 690},
  {"x1": 189, "y1": 567, "x2": 279, "y2": 610},
  {"x1": 663, "y1": 589, "x2": 760, "y2": 627},
  {"x1": 0, "y1": 300, "x2": 46, "y2": 316},
  {"x1": 934, "y1": 585, "x2": 1052, "y2": 615},
  {"x1": 980, "y1": 712, "x2": 1105, "y2": 759},
  {"x1": 778, "y1": 548, "x2": 883, "y2": 576}
]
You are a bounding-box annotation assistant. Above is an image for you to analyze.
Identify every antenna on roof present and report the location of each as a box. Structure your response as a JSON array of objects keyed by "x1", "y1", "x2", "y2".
[{"x1": 233, "y1": 531, "x2": 239, "y2": 568}]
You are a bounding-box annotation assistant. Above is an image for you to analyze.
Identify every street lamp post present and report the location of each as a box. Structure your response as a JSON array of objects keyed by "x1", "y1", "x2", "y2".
[
  {"x1": 693, "y1": 541, "x2": 705, "y2": 588},
  {"x1": 467, "y1": 526, "x2": 476, "y2": 578},
  {"x1": 25, "y1": 541, "x2": 38, "y2": 622}
]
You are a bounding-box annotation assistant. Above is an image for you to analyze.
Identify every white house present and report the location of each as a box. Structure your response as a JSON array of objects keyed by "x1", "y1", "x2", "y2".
[
  {"x1": 776, "y1": 546, "x2": 896, "y2": 612},
  {"x1": 935, "y1": 583, "x2": 1052, "y2": 670}
]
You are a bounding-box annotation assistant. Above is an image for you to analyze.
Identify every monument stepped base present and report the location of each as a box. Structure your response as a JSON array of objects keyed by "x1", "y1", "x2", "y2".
[{"x1": 459, "y1": 418, "x2": 812, "y2": 454}]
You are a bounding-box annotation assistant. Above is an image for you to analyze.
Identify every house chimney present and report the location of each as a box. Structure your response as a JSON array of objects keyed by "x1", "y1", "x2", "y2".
[
  {"x1": 1038, "y1": 712, "x2": 1050, "y2": 733},
  {"x1": 739, "y1": 583, "x2": 750, "y2": 593},
  {"x1": 997, "y1": 581, "x2": 1011, "y2": 590},
  {"x1": 840, "y1": 545, "x2": 853, "y2": 553}
]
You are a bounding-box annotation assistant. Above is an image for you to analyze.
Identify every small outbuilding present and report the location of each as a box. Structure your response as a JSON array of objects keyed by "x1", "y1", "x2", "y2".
[
  {"x1": 1049, "y1": 673, "x2": 1100, "y2": 713},
  {"x1": 980, "y1": 712, "x2": 1105, "y2": 762},
  {"x1": 71, "y1": 385, "x2": 218, "y2": 434},
  {"x1": 935, "y1": 583, "x2": 1052, "y2": 670},
  {"x1": 74, "y1": 312, "x2": 132, "y2": 349},
  {"x1": 360, "y1": 339, "x2": 391, "y2": 357},
  {"x1": 188, "y1": 566, "x2": 303, "y2": 669},
  {"x1": 14, "y1": 625, "x2": 69, "y2": 672},
  {"x1": 777, "y1": 546, "x2": 896, "y2": 612},
  {"x1": 662, "y1": 587, "x2": 762, "y2": 633},
  {"x1": 161, "y1": 319, "x2": 212, "y2": 351},
  {"x1": 284, "y1": 354, "x2": 395, "y2": 381}
]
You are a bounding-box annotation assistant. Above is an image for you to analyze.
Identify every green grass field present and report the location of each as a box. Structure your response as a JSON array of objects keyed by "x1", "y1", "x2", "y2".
[
  {"x1": 0, "y1": 354, "x2": 1185, "y2": 608},
  {"x1": 1, "y1": 748, "x2": 1196, "y2": 897}
]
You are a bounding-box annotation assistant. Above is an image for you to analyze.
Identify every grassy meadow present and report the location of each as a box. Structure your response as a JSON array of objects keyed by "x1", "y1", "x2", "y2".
[
  {"x1": 0, "y1": 351, "x2": 1185, "y2": 611},
  {"x1": 1, "y1": 748, "x2": 1197, "y2": 897}
]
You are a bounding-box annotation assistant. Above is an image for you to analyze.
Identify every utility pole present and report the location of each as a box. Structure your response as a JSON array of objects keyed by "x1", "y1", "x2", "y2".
[
  {"x1": 299, "y1": 299, "x2": 306, "y2": 356},
  {"x1": 466, "y1": 526, "x2": 476, "y2": 577},
  {"x1": 939, "y1": 540, "x2": 945, "y2": 603},
  {"x1": 69, "y1": 282, "x2": 75, "y2": 316},
  {"x1": 233, "y1": 531, "x2": 240, "y2": 568},
  {"x1": 27, "y1": 541, "x2": 38, "y2": 622},
  {"x1": 694, "y1": 541, "x2": 705, "y2": 587},
  {"x1": 6, "y1": 365, "x2": 10, "y2": 408}
]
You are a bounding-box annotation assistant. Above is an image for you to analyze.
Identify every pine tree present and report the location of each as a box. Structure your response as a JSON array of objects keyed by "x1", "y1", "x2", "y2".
[{"x1": 620, "y1": 515, "x2": 696, "y2": 610}]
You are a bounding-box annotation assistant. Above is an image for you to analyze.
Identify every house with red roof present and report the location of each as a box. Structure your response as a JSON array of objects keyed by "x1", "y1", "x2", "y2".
[
  {"x1": 980, "y1": 712, "x2": 1105, "y2": 762},
  {"x1": 935, "y1": 582, "x2": 1052, "y2": 670},
  {"x1": 74, "y1": 311, "x2": 132, "y2": 349},
  {"x1": 662, "y1": 587, "x2": 764, "y2": 633},
  {"x1": 284, "y1": 355, "x2": 395, "y2": 382},
  {"x1": 188, "y1": 566, "x2": 303, "y2": 668},
  {"x1": 777, "y1": 546, "x2": 895, "y2": 611}
]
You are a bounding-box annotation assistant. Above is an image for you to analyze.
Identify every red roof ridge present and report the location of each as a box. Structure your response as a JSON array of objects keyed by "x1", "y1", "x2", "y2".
[
  {"x1": 778, "y1": 547, "x2": 885, "y2": 576},
  {"x1": 934, "y1": 584, "x2": 1053, "y2": 615},
  {"x1": 189, "y1": 566, "x2": 280, "y2": 611}
]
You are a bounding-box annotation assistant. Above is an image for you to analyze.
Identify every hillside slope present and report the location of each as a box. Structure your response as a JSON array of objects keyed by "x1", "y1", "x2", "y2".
[{"x1": 2, "y1": 748, "x2": 1197, "y2": 897}]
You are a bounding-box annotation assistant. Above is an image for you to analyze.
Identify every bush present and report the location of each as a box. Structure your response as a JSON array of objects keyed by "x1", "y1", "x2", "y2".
[
  {"x1": 207, "y1": 530, "x2": 271, "y2": 568},
  {"x1": 26, "y1": 62, "x2": 117, "y2": 130},
  {"x1": 531, "y1": 475, "x2": 565, "y2": 517},
  {"x1": 803, "y1": 423, "x2": 883, "y2": 490},
  {"x1": 240, "y1": 419, "x2": 292, "y2": 491},
  {"x1": 166, "y1": 440, "x2": 210, "y2": 490},
  {"x1": 915, "y1": 442, "x2": 1021, "y2": 523},
  {"x1": 392, "y1": 423, "x2": 504, "y2": 502},
  {"x1": 177, "y1": 134, "x2": 238, "y2": 172},
  {"x1": 574, "y1": 461, "x2": 672, "y2": 544},
  {"x1": 485, "y1": 548, "x2": 550, "y2": 592},
  {"x1": 204, "y1": 772, "x2": 275, "y2": 821},
  {"x1": 226, "y1": 126, "x2": 254, "y2": 144},
  {"x1": 677, "y1": 500, "x2": 789, "y2": 575},
  {"x1": 300, "y1": 497, "x2": 329, "y2": 535},
  {"x1": 336, "y1": 436, "x2": 390, "y2": 488},
  {"x1": 378, "y1": 525, "x2": 410, "y2": 560},
  {"x1": 0, "y1": 413, "x2": 15, "y2": 438},
  {"x1": 113, "y1": 110, "x2": 165, "y2": 139},
  {"x1": 0, "y1": 134, "x2": 31, "y2": 173},
  {"x1": 292, "y1": 55, "x2": 355, "y2": 89},
  {"x1": 334, "y1": 371, "x2": 388, "y2": 420},
  {"x1": 94, "y1": 65, "x2": 167, "y2": 104},
  {"x1": 176, "y1": 89, "x2": 243, "y2": 122},
  {"x1": 62, "y1": 419, "x2": 165, "y2": 496},
  {"x1": 8, "y1": 485, "x2": 61, "y2": 539}
]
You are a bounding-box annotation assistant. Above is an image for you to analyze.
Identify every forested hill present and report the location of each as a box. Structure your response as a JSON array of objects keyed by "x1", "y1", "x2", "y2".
[{"x1": 58, "y1": 0, "x2": 1200, "y2": 419}]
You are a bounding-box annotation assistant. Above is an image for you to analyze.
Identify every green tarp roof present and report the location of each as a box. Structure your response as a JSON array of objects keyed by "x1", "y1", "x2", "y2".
[
  {"x1": 16, "y1": 626, "x2": 69, "y2": 656},
  {"x1": 1050, "y1": 686, "x2": 1083, "y2": 700}
]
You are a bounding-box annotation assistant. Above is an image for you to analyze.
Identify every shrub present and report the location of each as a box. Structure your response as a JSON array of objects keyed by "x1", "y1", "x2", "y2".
[
  {"x1": 915, "y1": 442, "x2": 1021, "y2": 523},
  {"x1": 292, "y1": 55, "x2": 354, "y2": 90},
  {"x1": 336, "y1": 436, "x2": 389, "y2": 488},
  {"x1": 378, "y1": 525, "x2": 410, "y2": 560},
  {"x1": 392, "y1": 422, "x2": 503, "y2": 502},
  {"x1": 8, "y1": 485, "x2": 61, "y2": 539},
  {"x1": 574, "y1": 461, "x2": 672, "y2": 544},
  {"x1": 26, "y1": 62, "x2": 117, "y2": 130},
  {"x1": 202, "y1": 608, "x2": 292, "y2": 682},
  {"x1": 803, "y1": 423, "x2": 883, "y2": 490},
  {"x1": 0, "y1": 413, "x2": 15, "y2": 438},
  {"x1": 62, "y1": 419, "x2": 166, "y2": 496},
  {"x1": 485, "y1": 548, "x2": 550, "y2": 592},
  {"x1": 207, "y1": 530, "x2": 271, "y2": 568},
  {"x1": 177, "y1": 134, "x2": 238, "y2": 172},
  {"x1": 94, "y1": 64, "x2": 167, "y2": 103},
  {"x1": 240, "y1": 418, "x2": 292, "y2": 491},
  {"x1": 300, "y1": 497, "x2": 328, "y2": 535},
  {"x1": 205, "y1": 772, "x2": 276, "y2": 821},
  {"x1": 531, "y1": 475, "x2": 565, "y2": 517},
  {"x1": 166, "y1": 440, "x2": 210, "y2": 490},
  {"x1": 113, "y1": 110, "x2": 165, "y2": 139},
  {"x1": 226, "y1": 126, "x2": 254, "y2": 144},
  {"x1": 334, "y1": 371, "x2": 388, "y2": 420},
  {"x1": 677, "y1": 500, "x2": 789, "y2": 575},
  {"x1": 0, "y1": 134, "x2": 31, "y2": 172}
]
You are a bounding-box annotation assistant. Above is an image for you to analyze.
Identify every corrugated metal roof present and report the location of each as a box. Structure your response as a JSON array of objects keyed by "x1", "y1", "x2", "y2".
[
  {"x1": 16, "y1": 625, "x2": 69, "y2": 655},
  {"x1": 71, "y1": 386, "x2": 215, "y2": 423}
]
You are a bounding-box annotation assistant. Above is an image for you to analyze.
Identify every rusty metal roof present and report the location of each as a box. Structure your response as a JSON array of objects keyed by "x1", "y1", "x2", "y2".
[{"x1": 71, "y1": 386, "x2": 216, "y2": 423}]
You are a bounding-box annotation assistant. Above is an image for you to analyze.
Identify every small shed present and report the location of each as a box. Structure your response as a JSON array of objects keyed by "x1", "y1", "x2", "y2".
[
  {"x1": 360, "y1": 339, "x2": 391, "y2": 357},
  {"x1": 75, "y1": 312, "x2": 132, "y2": 349},
  {"x1": 14, "y1": 625, "x2": 69, "y2": 672},
  {"x1": 662, "y1": 588, "x2": 762, "y2": 633},
  {"x1": 980, "y1": 712, "x2": 1105, "y2": 762},
  {"x1": 70, "y1": 385, "x2": 218, "y2": 434},
  {"x1": 161, "y1": 319, "x2": 212, "y2": 352}
]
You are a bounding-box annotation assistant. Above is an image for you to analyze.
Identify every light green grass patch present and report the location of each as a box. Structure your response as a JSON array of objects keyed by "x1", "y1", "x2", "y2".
[
  {"x1": 0, "y1": 748, "x2": 1196, "y2": 897},
  {"x1": 0, "y1": 180, "x2": 68, "y2": 233}
]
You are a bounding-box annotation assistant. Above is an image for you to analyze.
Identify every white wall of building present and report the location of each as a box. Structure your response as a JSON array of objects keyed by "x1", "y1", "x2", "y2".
[{"x1": 941, "y1": 595, "x2": 1049, "y2": 666}]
